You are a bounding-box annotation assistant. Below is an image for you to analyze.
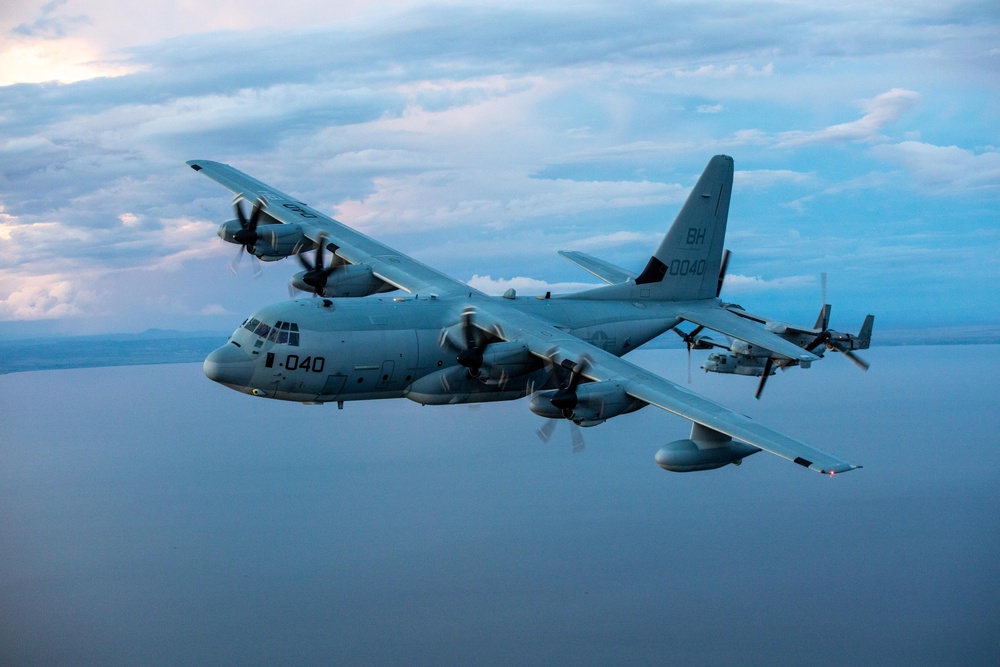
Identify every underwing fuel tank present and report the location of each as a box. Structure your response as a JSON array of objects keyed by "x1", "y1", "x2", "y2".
[{"x1": 655, "y1": 423, "x2": 760, "y2": 472}]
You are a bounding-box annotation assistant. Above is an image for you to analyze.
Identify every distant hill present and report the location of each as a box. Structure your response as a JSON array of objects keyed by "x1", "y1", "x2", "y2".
[{"x1": 0, "y1": 330, "x2": 226, "y2": 375}]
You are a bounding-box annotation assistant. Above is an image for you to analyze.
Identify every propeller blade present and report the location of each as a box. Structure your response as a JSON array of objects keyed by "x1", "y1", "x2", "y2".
[
  {"x1": 537, "y1": 419, "x2": 557, "y2": 443},
  {"x1": 229, "y1": 245, "x2": 245, "y2": 275},
  {"x1": 570, "y1": 424, "x2": 585, "y2": 453},
  {"x1": 250, "y1": 253, "x2": 262, "y2": 278},
  {"x1": 456, "y1": 307, "x2": 485, "y2": 374},
  {"x1": 233, "y1": 197, "x2": 249, "y2": 229},
  {"x1": 754, "y1": 357, "x2": 775, "y2": 400}
]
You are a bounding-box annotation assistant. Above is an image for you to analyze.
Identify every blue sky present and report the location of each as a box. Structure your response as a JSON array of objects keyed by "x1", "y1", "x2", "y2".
[{"x1": 1, "y1": 0, "x2": 997, "y2": 334}]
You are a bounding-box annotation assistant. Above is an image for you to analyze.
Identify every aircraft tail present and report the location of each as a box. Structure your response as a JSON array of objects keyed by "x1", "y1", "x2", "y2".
[
  {"x1": 634, "y1": 155, "x2": 734, "y2": 301},
  {"x1": 858, "y1": 314, "x2": 874, "y2": 349}
]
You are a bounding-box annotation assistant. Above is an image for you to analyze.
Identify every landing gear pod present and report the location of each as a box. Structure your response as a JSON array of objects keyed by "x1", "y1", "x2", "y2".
[{"x1": 655, "y1": 423, "x2": 760, "y2": 472}]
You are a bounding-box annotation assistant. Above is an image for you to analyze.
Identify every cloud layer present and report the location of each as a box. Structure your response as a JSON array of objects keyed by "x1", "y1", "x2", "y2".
[{"x1": 1, "y1": 0, "x2": 998, "y2": 332}]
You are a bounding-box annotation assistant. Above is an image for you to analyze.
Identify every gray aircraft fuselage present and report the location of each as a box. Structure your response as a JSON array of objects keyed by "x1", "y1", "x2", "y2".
[{"x1": 204, "y1": 292, "x2": 686, "y2": 406}]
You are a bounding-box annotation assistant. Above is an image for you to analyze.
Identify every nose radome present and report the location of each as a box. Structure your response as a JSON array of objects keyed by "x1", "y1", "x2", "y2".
[{"x1": 204, "y1": 344, "x2": 254, "y2": 387}]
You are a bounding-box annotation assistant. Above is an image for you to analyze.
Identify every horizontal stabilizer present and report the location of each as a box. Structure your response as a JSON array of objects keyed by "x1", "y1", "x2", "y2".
[{"x1": 558, "y1": 251, "x2": 636, "y2": 285}]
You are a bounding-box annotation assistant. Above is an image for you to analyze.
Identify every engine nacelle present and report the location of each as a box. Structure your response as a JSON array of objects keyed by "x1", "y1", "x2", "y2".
[
  {"x1": 291, "y1": 264, "x2": 392, "y2": 298},
  {"x1": 404, "y1": 366, "x2": 533, "y2": 405},
  {"x1": 655, "y1": 423, "x2": 760, "y2": 472},
  {"x1": 529, "y1": 380, "x2": 644, "y2": 425},
  {"x1": 218, "y1": 219, "x2": 309, "y2": 260},
  {"x1": 477, "y1": 341, "x2": 540, "y2": 383}
]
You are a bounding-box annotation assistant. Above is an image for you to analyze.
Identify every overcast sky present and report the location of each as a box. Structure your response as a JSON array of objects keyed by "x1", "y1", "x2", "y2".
[{"x1": 1, "y1": 0, "x2": 997, "y2": 335}]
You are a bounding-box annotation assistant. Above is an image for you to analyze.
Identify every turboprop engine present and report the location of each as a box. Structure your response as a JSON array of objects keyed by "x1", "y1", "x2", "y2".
[
  {"x1": 291, "y1": 236, "x2": 392, "y2": 298},
  {"x1": 290, "y1": 263, "x2": 388, "y2": 298},
  {"x1": 655, "y1": 423, "x2": 760, "y2": 472},
  {"x1": 218, "y1": 198, "x2": 309, "y2": 261},
  {"x1": 439, "y1": 309, "x2": 541, "y2": 383},
  {"x1": 529, "y1": 380, "x2": 645, "y2": 426}
]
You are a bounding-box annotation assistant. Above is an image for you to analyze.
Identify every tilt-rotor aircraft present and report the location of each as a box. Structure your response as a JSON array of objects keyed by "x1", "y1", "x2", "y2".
[{"x1": 192, "y1": 155, "x2": 863, "y2": 475}]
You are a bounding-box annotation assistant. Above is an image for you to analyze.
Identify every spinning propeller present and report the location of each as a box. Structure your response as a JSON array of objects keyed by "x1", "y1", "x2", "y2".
[
  {"x1": 295, "y1": 234, "x2": 340, "y2": 296},
  {"x1": 228, "y1": 197, "x2": 273, "y2": 277},
  {"x1": 535, "y1": 354, "x2": 591, "y2": 453},
  {"x1": 674, "y1": 324, "x2": 708, "y2": 384},
  {"x1": 455, "y1": 308, "x2": 486, "y2": 377}
]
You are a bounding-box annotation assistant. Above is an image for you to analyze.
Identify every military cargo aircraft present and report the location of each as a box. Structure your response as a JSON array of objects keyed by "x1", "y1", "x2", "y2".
[{"x1": 191, "y1": 155, "x2": 864, "y2": 475}]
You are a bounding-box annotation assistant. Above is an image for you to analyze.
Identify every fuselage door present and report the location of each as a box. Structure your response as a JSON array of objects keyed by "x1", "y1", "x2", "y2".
[
  {"x1": 319, "y1": 374, "x2": 347, "y2": 400},
  {"x1": 377, "y1": 360, "x2": 395, "y2": 387}
]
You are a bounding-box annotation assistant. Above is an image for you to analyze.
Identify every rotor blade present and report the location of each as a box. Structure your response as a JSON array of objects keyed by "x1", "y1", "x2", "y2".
[
  {"x1": 687, "y1": 344, "x2": 692, "y2": 384},
  {"x1": 250, "y1": 253, "x2": 263, "y2": 278},
  {"x1": 716, "y1": 249, "x2": 731, "y2": 297},
  {"x1": 841, "y1": 349, "x2": 870, "y2": 371},
  {"x1": 754, "y1": 357, "x2": 775, "y2": 400},
  {"x1": 570, "y1": 424, "x2": 585, "y2": 454},
  {"x1": 804, "y1": 331, "x2": 830, "y2": 352}
]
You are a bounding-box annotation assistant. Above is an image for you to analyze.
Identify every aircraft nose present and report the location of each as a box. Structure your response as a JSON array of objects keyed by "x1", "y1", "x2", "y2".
[{"x1": 204, "y1": 344, "x2": 255, "y2": 387}]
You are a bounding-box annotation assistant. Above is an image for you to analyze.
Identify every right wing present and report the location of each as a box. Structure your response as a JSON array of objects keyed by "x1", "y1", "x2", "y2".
[{"x1": 474, "y1": 302, "x2": 861, "y2": 475}]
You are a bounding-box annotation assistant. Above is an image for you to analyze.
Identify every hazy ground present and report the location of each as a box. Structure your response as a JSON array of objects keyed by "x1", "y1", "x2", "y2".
[{"x1": 1, "y1": 346, "x2": 998, "y2": 666}]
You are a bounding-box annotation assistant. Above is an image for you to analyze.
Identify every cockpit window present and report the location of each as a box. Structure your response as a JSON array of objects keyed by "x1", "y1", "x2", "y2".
[{"x1": 241, "y1": 318, "x2": 300, "y2": 346}]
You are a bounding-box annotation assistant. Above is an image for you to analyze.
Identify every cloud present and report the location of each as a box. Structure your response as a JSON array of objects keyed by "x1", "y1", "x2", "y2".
[
  {"x1": 0, "y1": 1, "x2": 997, "y2": 331},
  {"x1": 565, "y1": 231, "x2": 659, "y2": 250},
  {"x1": 723, "y1": 273, "x2": 817, "y2": 294},
  {"x1": 466, "y1": 274, "x2": 599, "y2": 296},
  {"x1": 697, "y1": 104, "x2": 724, "y2": 114},
  {"x1": 11, "y1": 0, "x2": 90, "y2": 39},
  {"x1": 870, "y1": 142, "x2": 1000, "y2": 195},
  {"x1": 673, "y1": 63, "x2": 773, "y2": 78},
  {"x1": 0, "y1": 272, "x2": 101, "y2": 320},
  {"x1": 776, "y1": 89, "x2": 921, "y2": 147},
  {"x1": 735, "y1": 169, "x2": 815, "y2": 189}
]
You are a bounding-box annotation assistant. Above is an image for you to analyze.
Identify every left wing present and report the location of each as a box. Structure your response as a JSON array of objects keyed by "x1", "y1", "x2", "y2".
[
  {"x1": 188, "y1": 160, "x2": 479, "y2": 298},
  {"x1": 475, "y1": 302, "x2": 859, "y2": 475}
]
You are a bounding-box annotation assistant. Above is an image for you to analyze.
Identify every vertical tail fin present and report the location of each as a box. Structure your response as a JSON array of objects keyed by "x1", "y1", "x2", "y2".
[
  {"x1": 635, "y1": 155, "x2": 734, "y2": 301},
  {"x1": 858, "y1": 315, "x2": 874, "y2": 349},
  {"x1": 814, "y1": 304, "x2": 832, "y2": 331}
]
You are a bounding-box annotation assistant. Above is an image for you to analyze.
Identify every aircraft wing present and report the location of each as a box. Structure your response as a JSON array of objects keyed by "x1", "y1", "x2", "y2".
[
  {"x1": 558, "y1": 250, "x2": 637, "y2": 284},
  {"x1": 474, "y1": 303, "x2": 859, "y2": 475},
  {"x1": 676, "y1": 303, "x2": 820, "y2": 363},
  {"x1": 188, "y1": 160, "x2": 480, "y2": 298}
]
